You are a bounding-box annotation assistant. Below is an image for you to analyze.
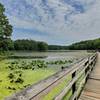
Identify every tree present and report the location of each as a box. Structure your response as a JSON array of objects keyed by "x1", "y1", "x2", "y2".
[
  {"x1": 14, "y1": 39, "x2": 38, "y2": 51},
  {"x1": 14, "y1": 40, "x2": 48, "y2": 51},
  {"x1": 0, "y1": 3, "x2": 13, "y2": 50},
  {"x1": 37, "y1": 42, "x2": 48, "y2": 51}
]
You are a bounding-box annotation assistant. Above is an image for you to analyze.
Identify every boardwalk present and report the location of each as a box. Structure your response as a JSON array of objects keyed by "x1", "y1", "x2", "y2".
[{"x1": 79, "y1": 52, "x2": 100, "y2": 100}]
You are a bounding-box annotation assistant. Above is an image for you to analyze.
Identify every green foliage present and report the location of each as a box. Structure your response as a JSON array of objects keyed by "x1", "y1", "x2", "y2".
[
  {"x1": 14, "y1": 39, "x2": 48, "y2": 51},
  {"x1": 0, "y1": 38, "x2": 14, "y2": 50},
  {"x1": 48, "y1": 38, "x2": 100, "y2": 50},
  {"x1": 43, "y1": 75, "x2": 71, "y2": 100},
  {"x1": 0, "y1": 3, "x2": 5, "y2": 13},
  {"x1": 15, "y1": 77, "x2": 24, "y2": 84},
  {"x1": 68, "y1": 38, "x2": 100, "y2": 50},
  {"x1": 46, "y1": 60, "x2": 73, "y2": 65},
  {"x1": 37, "y1": 41, "x2": 48, "y2": 51},
  {"x1": 48, "y1": 45, "x2": 67, "y2": 50},
  {"x1": 0, "y1": 3, "x2": 13, "y2": 51},
  {"x1": 8, "y1": 73, "x2": 14, "y2": 79},
  {"x1": 0, "y1": 59, "x2": 54, "y2": 100},
  {"x1": 7, "y1": 59, "x2": 72, "y2": 71},
  {"x1": 12, "y1": 38, "x2": 100, "y2": 51},
  {"x1": 7, "y1": 60, "x2": 48, "y2": 70},
  {"x1": 14, "y1": 39, "x2": 37, "y2": 51},
  {"x1": 0, "y1": 3, "x2": 12, "y2": 37},
  {"x1": 8, "y1": 71, "x2": 24, "y2": 84}
]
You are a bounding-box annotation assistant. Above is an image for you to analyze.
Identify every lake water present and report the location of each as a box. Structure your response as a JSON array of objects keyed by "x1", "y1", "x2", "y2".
[{"x1": 13, "y1": 50, "x2": 91, "y2": 61}]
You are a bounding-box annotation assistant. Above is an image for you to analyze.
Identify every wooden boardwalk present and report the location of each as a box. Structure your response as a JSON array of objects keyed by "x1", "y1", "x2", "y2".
[{"x1": 79, "y1": 52, "x2": 100, "y2": 100}]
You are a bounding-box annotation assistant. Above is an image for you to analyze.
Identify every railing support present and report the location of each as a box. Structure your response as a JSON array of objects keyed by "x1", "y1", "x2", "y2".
[{"x1": 72, "y1": 72, "x2": 76, "y2": 95}]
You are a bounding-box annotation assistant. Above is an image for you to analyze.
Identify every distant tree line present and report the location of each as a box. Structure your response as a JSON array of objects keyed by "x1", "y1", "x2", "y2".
[
  {"x1": 49, "y1": 38, "x2": 100, "y2": 50},
  {"x1": 48, "y1": 45, "x2": 67, "y2": 50},
  {"x1": 15, "y1": 38, "x2": 100, "y2": 51},
  {"x1": 68, "y1": 38, "x2": 100, "y2": 50},
  {"x1": 14, "y1": 39, "x2": 48, "y2": 51},
  {"x1": 1, "y1": 38, "x2": 100, "y2": 51},
  {"x1": 48, "y1": 38, "x2": 100, "y2": 50},
  {"x1": 0, "y1": 39, "x2": 48, "y2": 51}
]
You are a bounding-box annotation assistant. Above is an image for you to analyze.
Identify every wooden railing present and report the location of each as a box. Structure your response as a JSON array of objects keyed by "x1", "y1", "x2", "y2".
[
  {"x1": 6, "y1": 53, "x2": 97, "y2": 100},
  {"x1": 54, "y1": 53, "x2": 97, "y2": 100}
]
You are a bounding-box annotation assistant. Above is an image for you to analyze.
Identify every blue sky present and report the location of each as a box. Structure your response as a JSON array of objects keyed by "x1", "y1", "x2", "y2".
[{"x1": 0, "y1": 0, "x2": 100, "y2": 45}]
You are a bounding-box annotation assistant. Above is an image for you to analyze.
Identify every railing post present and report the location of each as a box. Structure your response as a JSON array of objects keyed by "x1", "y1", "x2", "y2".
[
  {"x1": 84, "y1": 58, "x2": 89, "y2": 83},
  {"x1": 72, "y1": 71, "x2": 76, "y2": 95}
]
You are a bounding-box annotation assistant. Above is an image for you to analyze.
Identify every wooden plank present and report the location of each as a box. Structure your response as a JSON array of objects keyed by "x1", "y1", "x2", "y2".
[{"x1": 80, "y1": 52, "x2": 100, "y2": 100}]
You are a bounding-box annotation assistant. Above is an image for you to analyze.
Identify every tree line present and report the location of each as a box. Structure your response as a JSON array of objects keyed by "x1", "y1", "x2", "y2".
[
  {"x1": 0, "y1": 39, "x2": 48, "y2": 51},
  {"x1": 47, "y1": 38, "x2": 100, "y2": 50},
  {"x1": 68, "y1": 38, "x2": 100, "y2": 50},
  {"x1": 14, "y1": 40, "x2": 48, "y2": 51},
  {"x1": 48, "y1": 45, "x2": 67, "y2": 50},
  {"x1": 1, "y1": 38, "x2": 99, "y2": 51}
]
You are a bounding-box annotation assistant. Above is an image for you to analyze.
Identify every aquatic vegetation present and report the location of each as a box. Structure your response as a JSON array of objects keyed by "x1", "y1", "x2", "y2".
[
  {"x1": 0, "y1": 55, "x2": 75, "y2": 100},
  {"x1": 0, "y1": 59, "x2": 54, "y2": 100},
  {"x1": 7, "y1": 60, "x2": 48, "y2": 70},
  {"x1": 46, "y1": 60, "x2": 73, "y2": 65},
  {"x1": 7, "y1": 59, "x2": 73, "y2": 71}
]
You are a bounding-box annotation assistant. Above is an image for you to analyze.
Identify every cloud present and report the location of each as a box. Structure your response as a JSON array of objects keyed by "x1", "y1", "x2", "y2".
[{"x1": 0, "y1": 0, "x2": 100, "y2": 45}]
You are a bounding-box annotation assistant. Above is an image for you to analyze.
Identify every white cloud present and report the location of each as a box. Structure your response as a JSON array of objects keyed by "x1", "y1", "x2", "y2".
[{"x1": 1, "y1": 0, "x2": 100, "y2": 44}]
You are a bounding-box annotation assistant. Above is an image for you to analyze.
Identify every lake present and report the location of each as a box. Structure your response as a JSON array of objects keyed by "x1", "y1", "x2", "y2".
[{"x1": 12, "y1": 50, "x2": 91, "y2": 61}]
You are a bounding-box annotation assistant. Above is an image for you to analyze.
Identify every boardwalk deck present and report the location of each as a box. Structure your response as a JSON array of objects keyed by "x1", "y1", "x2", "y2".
[{"x1": 79, "y1": 52, "x2": 100, "y2": 100}]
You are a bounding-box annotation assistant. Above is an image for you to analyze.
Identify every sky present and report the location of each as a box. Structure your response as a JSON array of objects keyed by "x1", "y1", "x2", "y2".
[{"x1": 0, "y1": 0, "x2": 100, "y2": 45}]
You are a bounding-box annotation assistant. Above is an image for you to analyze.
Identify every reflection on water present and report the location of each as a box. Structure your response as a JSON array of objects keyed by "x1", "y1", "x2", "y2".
[
  {"x1": 13, "y1": 50, "x2": 91, "y2": 61},
  {"x1": 44, "y1": 51, "x2": 91, "y2": 61}
]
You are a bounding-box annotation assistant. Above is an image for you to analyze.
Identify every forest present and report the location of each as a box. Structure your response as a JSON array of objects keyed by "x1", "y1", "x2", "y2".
[{"x1": 68, "y1": 38, "x2": 100, "y2": 50}]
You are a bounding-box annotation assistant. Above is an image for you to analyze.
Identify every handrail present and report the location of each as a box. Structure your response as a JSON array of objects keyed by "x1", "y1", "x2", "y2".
[{"x1": 54, "y1": 53, "x2": 97, "y2": 100}]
